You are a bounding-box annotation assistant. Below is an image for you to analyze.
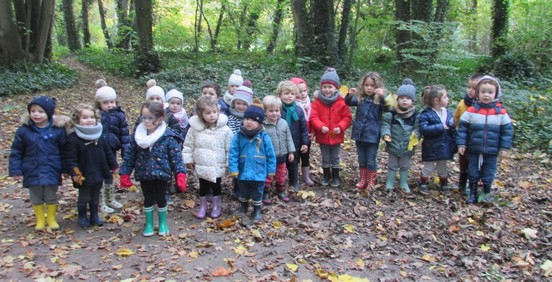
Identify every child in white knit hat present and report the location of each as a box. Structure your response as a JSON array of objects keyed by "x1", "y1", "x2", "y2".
[
  {"x1": 94, "y1": 79, "x2": 129, "y2": 214},
  {"x1": 165, "y1": 89, "x2": 189, "y2": 139},
  {"x1": 222, "y1": 69, "x2": 244, "y2": 109}
]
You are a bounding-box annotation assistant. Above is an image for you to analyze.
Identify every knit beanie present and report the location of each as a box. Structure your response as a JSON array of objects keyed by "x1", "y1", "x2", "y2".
[
  {"x1": 28, "y1": 95, "x2": 56, "y2": 119},
  {"x1": 291, "y1": 77, "x2": 308, "y2": 90},
  {"x1": 320, "y1": 67, "x2": 340, "y2": 89},
  {"x1": 243, "y1": 80, "x2": 253, "y2": 89},
  {"x1": 228, "y1": 69, "x2": 244, "y2": 86},
  {"x1": 94, "y1": 79, "x2": 117, "y2": 102},
  {"x1": 146, "y1": 79, "x2": 165, "y2": 102},
  {"x1": 244, "y1": 100, "x2": 265, "y2": 124},
  {"x1": 165, "y1": 89, "x2": 184, "y2": 103},
  {"x1": 231, "y1": 86, "x2": 254, "y2": 106},
  {"x1": 396, "y1": 78, "x2": 416, "y2": 101}
]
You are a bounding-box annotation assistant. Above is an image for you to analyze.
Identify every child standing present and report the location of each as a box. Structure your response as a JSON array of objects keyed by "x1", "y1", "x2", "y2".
[
  {"x1": 200, "y1": 81, "x2": 227, "y2": 115},
  {"x1": 311, "y1": 68, "x2": 352, "y2": 187},
  {"x1": 95, "y1": 79, "x2": 129, "y2": 214},
  {"x1": 9, "y1": 96, "x2": 68, "y2": 231},
  {"x1": 345, "y1": 72, "x2": 393, "y2": 190},
  {"x1": 418, "y1": 85, "x2": 456, "y2": 196},
  {"x1": 222, "y1": 69, "x2": 244, "y2": 110},
  {"x1": 227, "y1": 85, "x2": 253, "y2": 134},
  {"x1": 457, "y1": 75, "x2": 513, "y2": 204},
  {"x1": 165, "y1": 89, "x2": 189, "y2": 139},
  {"x1": 66, "y1": 104, "x2": 118, "y2": 228},
  {"x1": 228, "y1": 103, "x2": 276, "y2": 222},
  {"x1": 276, "y1": 81, "x2": 309, "y2": 192},
  {"x1": 119, "y1": 101, "x2": 188, "y2": 237},
  {"x1": 183, "y1": 97, "x2": 233, "y2": 219},
  {"x1": 381, "y1": 79, "x2": 420, "y2": 193},
  {"x1": 290, "y1": 77, "x2": 315, "y2": 186},
  {"x1": 262, "y1": 95, "x2": 295, "y2": 203},
  {"x1": 453, "y1": 73, "x2": 483, "y2": 194}
]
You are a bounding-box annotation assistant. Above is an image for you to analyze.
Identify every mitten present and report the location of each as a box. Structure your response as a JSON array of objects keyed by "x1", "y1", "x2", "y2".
[
  {"x1": 176, "y1": 173, "x2": 187, "y2": 193},
  {"x1": 120, "y1": 174, "x2": 133, "y2": 188}
]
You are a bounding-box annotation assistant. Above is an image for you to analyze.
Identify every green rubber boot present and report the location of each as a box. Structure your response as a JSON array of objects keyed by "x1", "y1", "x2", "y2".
[
  {"x1": 157, "y1": 206, "x2": 169, "y2": 236},
  {"x1": 143, "y1": 206, "x2": 154, "y2": 237},
  {"x1": 385, "y1": 170, "x2": 397, "y2": 191}
]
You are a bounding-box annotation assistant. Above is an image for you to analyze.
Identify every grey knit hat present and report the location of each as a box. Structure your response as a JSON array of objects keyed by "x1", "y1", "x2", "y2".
[{"x1": 396, "y1": 78, "x2": 416, "y2": 101}]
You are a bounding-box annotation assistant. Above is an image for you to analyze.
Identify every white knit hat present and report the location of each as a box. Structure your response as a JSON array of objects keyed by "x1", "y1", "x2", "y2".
[
  {"x1": 165, "y1": 89, "x2": 184, "y2": 103},
  {"x1": 228, "y1": 69, "x2": 244, "y2": 86},
  {"x1": 95, "y1": 79, "x2": 117, "y2": 102},
  {"x1": 146, "y1": 79, "x2": 165, "y2": 102}
]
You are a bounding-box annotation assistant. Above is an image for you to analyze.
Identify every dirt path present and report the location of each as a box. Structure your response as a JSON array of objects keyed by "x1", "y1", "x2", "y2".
[{"x1": 0, "y1": 58, "x2": 549, "y2": 281}]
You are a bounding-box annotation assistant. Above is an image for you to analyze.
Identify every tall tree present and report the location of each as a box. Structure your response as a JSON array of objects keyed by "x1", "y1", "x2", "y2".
[
  {"x1": 266, "y1": 0, "x2": 285, "y2": 54},
  {"x1": 0, "y1": 1, "x2": 25, "y2": 65},
  {"x1": 82, "y1": 0, "x2": 91, "y2": 47},
  {"x1": 311, "y1": 0, "x2": 336, "y2": 67},
  {"x1": 62, "y1": 0, "x2": 81, "y2": 51},
  {"x1": 134, "y1": 0, "x2": 160, "y2": 74},
  {"x1": 491, "y1": 0, "x2": 509, "y2": 58},
  {"x1": 98, "y1": 0, "x2": 113, "y2": 49},
  {"x1": 115, "y1": 0, "x2": 133, "y2": 49},
  {"x1": 291, "y1": 0, "x2": 312, "y2": 58},
  {"x1": 394, "y1": 0, "x2": 411, "y2": 65},
  {"x1": 336, "y1": 0, "x2": 353, "y2": 62},
  {"x1": 201, "y1": 2, "x2": 225, "y2": 53}
]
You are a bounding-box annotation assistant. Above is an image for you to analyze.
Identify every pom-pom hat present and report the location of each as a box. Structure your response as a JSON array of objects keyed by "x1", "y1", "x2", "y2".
[
  {"x1": 228, "y1": 69, "x2": 244, "y2": 86},
  {"x1": 244, "y1": 100, "x2": 265, "y2": 124},
  {"x1": 231, "y1": 86, "x2": 254, "y2": 106},
  {"x1": 320, "y1": 67, "x2": 340, "y2": 89},
  {"x1": 28, "y1": 95, "x2": 56, "y2": 119},
  {"x1": 146, "y1": 79, "x2": 165, "y2": 102},
  {"x1": 396, "y1": 78, "x2": 416, "y2": 101},
  {"x1": 95, "y1": 79, "x2": 117, "y2": 102}
]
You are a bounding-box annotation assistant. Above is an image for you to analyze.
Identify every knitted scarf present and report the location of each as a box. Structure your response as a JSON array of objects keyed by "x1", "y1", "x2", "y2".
[
  {"x1": 463, "y1": 93, "x2": 476, "y2": 107},
  {"x1": 295, "y1": 96, "x2": 311, "y2": 120},
  {"x1": 282, "y1": 102, "x2": 299, "y2": 126},
  {"x1": 75, "y1": 123, "x2": 103, "y2": 141},
  {"x1": 172, "y1": 108, "x2": 189, "y2": 129},
  {"x1": 318, "y1": 91, "x2": 339, "y2": 106},
  {"x1": 395, "y1": 105, "x2": 416, "y2": 119},
  {"x1": 135, "y1": 121, "x2": 167, "y2": 149},
  {"x1": 229, "y1": 107, "x2": 244, "y2": 118},
  {"x1": 241, "y1": 125, "x2": 262, "y2": 139}
]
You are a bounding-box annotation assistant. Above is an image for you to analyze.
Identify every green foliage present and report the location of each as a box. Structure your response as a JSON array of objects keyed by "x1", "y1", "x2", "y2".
[
  {"x1": 0, "y1": 63, "x2": 77, "y2": 96},
  {"x1": 77, "y1": 47, "x2": 135, "y2": 77},
  {"x1": 134, "y1": 50, "x2": 162, "y2": 77},
  {"x1": 494, "y1": 52, "x2": 537, "y2": 82}
]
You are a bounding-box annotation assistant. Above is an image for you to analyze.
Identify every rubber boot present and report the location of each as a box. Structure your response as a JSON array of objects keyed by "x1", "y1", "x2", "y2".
[
  {"x1": 321, "y1": 168, "x2": 331, "y2": 186},
  {"x1": 33, "y1": 205, "x2": 46, "y2": 231},
  {"x1": 419, "y1": 176, "x2": 429, "y2": 195},
  {"x1": 385, "y1": 169, "x2": 397, "y2": 191},
  {"x1": 276, "y1": 183, "x2": 289, "y2": 202},
  {"x1": 106, "y1": 184, "x2": 123, "y2": 209},
  {"x1": 480, "y1": 184, "x2": 492, "y2": 204},
  {"x1": 89, "y1": 201, "x2": 103, "y2": 226},
  {"x1": 195, "y1": 196, "x2": 208, "y2": 219},
  {"x1": 440, "y1": 177, "x2": 451, "y2": 196},
  {"x1": 100, "y1": 187, "x2": 114, "y2": 214},
  {"x1": 301, "y1": 167, "x2": 314, "y2": 186},
  {"x1": 143, "y1": 206, "x2": 154, "y2": 237},
  {"x1": 262, "y1": 188, "x2": 272, "y2": 205},
  {"x1": 366, "y1": 170, "x2": 377, "y2": 190},
  {"x1": 466, "y1": 182, "x2": 478, "y2": 204},
  {"x1": 356, "y1": 168, "x2": 368, "y2": 189},
  {"x1": 457, "y1": 172, "x2": 468, "y2": 193},
  {"x1": 210, "y1": 196, "x2": 222, "y2": 218},
  {"x1": 289, "y1": 167, "x2": 299, "y2": 192},
  {"x1": 252, "y1": 205, "x2": 262, "y2": 222},
  {"x1": 330, "y1": 168, "x2": 341, "y2": 188},
  {"x1": 399, "y1": 170, "x2": 411, "y2": 193},
  {"x1": 46, "y1": 204, "x2": 59, "y2": 230},
  {"x1": 239, "y1": 201, "x2": 249, "y2": 215},
  {"x1": 158, "y1": 206, "x2": 169, "y2": 236},
  {"x1": 77, "y1": 203, "x2": 90, "y2": 228}
]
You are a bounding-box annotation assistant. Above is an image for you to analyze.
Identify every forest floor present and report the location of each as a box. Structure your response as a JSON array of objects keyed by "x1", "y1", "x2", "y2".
[{"x1": 0, "y1": 57, "x2": 550, "y2": 281}]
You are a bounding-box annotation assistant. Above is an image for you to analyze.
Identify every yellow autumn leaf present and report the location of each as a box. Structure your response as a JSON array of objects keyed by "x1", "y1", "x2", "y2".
[
  {"x1": 407, "y1": 132, "x2": 419, "y2": 150},
  {"x1": 396, "y1": 218, "x2": 402, "y2": 225},
  {"x1": 117, "y1": 248, "x2": 134, "y2": 257},
  {"x1": 337, "y1": 274, "x2": 370, "y2": 282},
  {"x1": 540, "y1": 260, "x2": 552, "y2": 277},
  {"x1": 339, "y1": 85, "x2": 349, "y2": 96},
  {"x1": 272, "y1": 221, "x2": 282, "y2": 228},
  {"x1": 298, "y1": 190, "x2": 315, "y2": 199},
  {"x1": 422, "y1": 253, "x2": 436, "y2": 262},
  {"x1": 315, "y1": 268, "x2": 330, "y2": 279},
  {"x1": 189, "y1": 251, "x2": 199, "y2": 258},
  {"x1": 234, "y1": 245, "x2": 247, "y2": 255},
  {"x1": 375, "y1": 200, "x2": 381, "y2": 205},
  {"x1": 355, "y1": 258, "x2": 365, "y2": 268},
  {"x1": 107, "y1": 215, "x2": 124, "y2": 225},
  {"x1": 480, "y1": 244, "x2": 490, "y2": 252},
  {"x1": 343, "y1": 224, "x2": 356, "y2": 234},
  {"x1": 400, "y1": 270, "x2": 408, "y2": 277},
  {"x1": 251, "y1": 229, "x2": 263, "y2": 242},
  {"x1": 286, "y1": 263, "x2": 298, "y2": 272},
  {"x1": 494, "y1": 180, "x2": 505, "y2": 188},
  {"x1": 375, "y1": 211, "x2": 384, "y2": 217},
  {"x1": 378, "y1": 235, "x2": 387, "y2": 241}
]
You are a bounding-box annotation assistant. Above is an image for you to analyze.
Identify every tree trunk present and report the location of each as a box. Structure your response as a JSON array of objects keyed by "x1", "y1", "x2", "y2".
[
  {"x1": 468, "y1": 0, "x2": 478, "y2": 52},
  {"x1": 291, "y1": 0, "x2": 311, "y2": 58},
  {"x1": 266, "y1": 0, "x2": 285, "y2": 54},
  {"x1": 134, "y1": 0, "x2": 160, "y2": 74},
  {"x1": 336, "y1": 0, "x2": 353, "y2": 63},
  {"x1": 491, "y1": 0, "x2": 509, "y2": 58},
  {"x1": 98, "y1": 0, "x2": 113, "y2": 49},
  {"x1": 0, "y1": 0, "x2": 25, "y2": 65},
  {"x1": 194, "y1": 0, "x2": 202, "y2": 53},
  {"x1": 82, "y1": 0, "x2": 91, "y2": 47},
  {"x1": 115, "y1": 0, "x2": 132, "y2": 49},
  {"x1": 63, "y1": 0, "x2": 81, "y2": 51},
  {"x1": 346, "y1": 0, "x2": 362, "y2": 69},
  {"x1": 34, "y1": 0, "x2": 55, "y2": 63},
  {"x1": 212, "y1": 4, "x2": 225, "y2": 52},
  {"x1": 311, "y1": 0, "x2": 336, "y2": 67}
]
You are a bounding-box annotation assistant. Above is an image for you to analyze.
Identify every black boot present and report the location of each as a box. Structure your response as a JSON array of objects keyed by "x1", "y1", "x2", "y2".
[
  {"x1": 321, "y1": 168, "x2": 331, "y2": 186},
  {"x1": 418, "y1": 176, "x2": 429, "y2": 195},
  {"x1": 330, "y1": 168, "x2": 341, "y2": 188},
  {"x1": 440, "y1": 177, "x2": 451, "y2": 196},
  {"x1": 480, "y1": 184, "x2": 493, "y2": 204},
  {"x1": 77, "y1": 203, "x2": 90, "y2": 228},
  {"x1": 466, "y1": 182, "x2": 478, "y2": 204},
  {"x1": 239, "y1": 201, "x2": 249, "y2": 214},
  {"x1": 251, "y1": 205, "x2": 262, "y2": 222},
  {"x1": 89, "y1": 202, "x2": 103, "y2": 226},
  {"x1": 458, "y1": 172, "x2": 468, "y2": 193}
]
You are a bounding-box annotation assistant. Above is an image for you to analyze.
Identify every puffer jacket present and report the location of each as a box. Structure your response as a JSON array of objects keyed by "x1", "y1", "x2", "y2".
[
  {"x1": 263, "y1": 118, "x2": 296, "y2": 159},
  {"x1": 100, "y1": 107, "x2": 130, "y2": 153},
  {"x1": 345, "y1": 93, "x2": 394, "y2": 144},
  {"x1": 228, "y1": 129, "x2": 276, "y2": 182},
  {"x1": 419, "y1": 107, "x2": 457, "y2": 161},
  {"x1": 182, "y1": 114, "x2": 233, "y2": 182},
  {"x1": 280, "y1": 103, "x2": 309, "y2": 149},
  {"x1": 311, "y1": 93, "x2": 352, "y2": 145},
  {"x1": 120, "y1": 128, "x2": 186, "y2": 181},
  {"x1": 457, "y1": 101, "x2": 513, "y2": 155},
  {"x1": 381, "y1": 109, "x2": 420, "y2": 157},
  {"x1": 9, "y1": 114, "x2": 69, "y2": 188}
]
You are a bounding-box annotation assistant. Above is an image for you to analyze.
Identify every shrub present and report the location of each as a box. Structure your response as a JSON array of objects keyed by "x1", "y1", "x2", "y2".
[
  {"x1": 0, "y1": 63, "x2": 77, "y2": 96},
  {"x1": 77, "y1": 47, "x2": 135, "y2": 77},
  {"x1": 493, "y1": 52, "x2": 536, "y2": 81}
]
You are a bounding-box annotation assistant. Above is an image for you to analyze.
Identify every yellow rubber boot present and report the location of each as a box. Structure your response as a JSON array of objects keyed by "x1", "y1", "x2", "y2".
[
  {"x1": 33, "y1": 205, "x2": 46, "y2": 231},
  {"x1": 46, "y1": 204, "x2": 59, "y2": 230}
]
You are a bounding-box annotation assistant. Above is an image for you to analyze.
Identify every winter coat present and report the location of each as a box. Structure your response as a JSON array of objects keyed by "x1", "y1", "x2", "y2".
[
  {"x1": 381, "y1": 109, "x2": 420, "y2": 157},
  {"x1": 453, "y1": 99, "x2": 470, "y2": 128},
  {"x1": 120, "y1": 128, "x2": 186, "y2": 182},
  {"x1": 419, "y1": 107, "x2": 457, "y2": 161},
  {"x1": 280, "y1": 104, "x2": 309, "y2": 149},
  {"x1": 182, "y1": 114, "x2": 233, "y2": 182},
  {"x1": 457, "y1": 101, "x2": 513, "y2": 155},
  {"x1": 227, "y1": 113, "x2": 243, "y2": 134},
  {"x1": 9, "y1": 114, "x2": 68, "y2": 188},
  {"x1": 228, "y1": 129, "x2": 276, "y2": 182},
  {"x1": 263, "y1": 118, "x2": 296, "y2": 160},
  {"x1": 345, "y1": 94, "x2": 394, "y2": 144},
  {"x1": 310, "y1": 94, "x2": 352, "y2": 145},
  {"x1": 66, "y1": 131, "x2": 118, "y2": 189},
  {"x1": 100, "y1": 107, "x2": 130, "y2": 154},
  {"x1": 218, "y1": 99, "x2": 229, "y2": 116}
]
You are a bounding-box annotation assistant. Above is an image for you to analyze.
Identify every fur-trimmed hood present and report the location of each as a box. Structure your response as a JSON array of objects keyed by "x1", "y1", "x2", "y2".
[
  {"x1": 189, "y1": 113, "x2": 228, "y2": 131},
  {"x1": 20, "y1": 113, "x2": 70, "y2": 128}
]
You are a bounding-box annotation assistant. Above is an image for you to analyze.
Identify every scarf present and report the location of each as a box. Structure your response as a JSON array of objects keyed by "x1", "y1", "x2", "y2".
[
  {"x1": 173, "y1": 109, "x2": 189, "y2": 129},
  {"x1": 241, "y1": 125, "x2": 262, "y2": 139},
  {"x1": 318, "y1": 91, "x2": 339, "y2": 106},
  {"x1": 135, "y1": 121, "x2": 167, "y2": 149},
  {"x1": 282, "y1": 102, "x2": 299, "y2": 126},
  {"x1": 395, "y1": 105, "x2": 416, "y2": 119},
  {"x1": 463, "y1": 93, "x2": 475, "y2": 107},
  {"x1": 229, "y1": 107, "x2": 244, "y2": 118},
  {"x1": 223, "y1": 91, "x2": 233, "y2": 106},
  {"x1": 75, "y1": 123, "x2": 103, "y2": 141},
  {"x1": 295, "y1": 96, "x2": 311, "y2": 120},
  {"x1": 432, "y1": 107, "x2": 448, "y2": 126}
]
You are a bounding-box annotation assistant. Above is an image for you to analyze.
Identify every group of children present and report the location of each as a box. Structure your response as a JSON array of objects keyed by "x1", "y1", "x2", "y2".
[{"x1": 8, "y1": 67, "x2": 513, "y2": 237}]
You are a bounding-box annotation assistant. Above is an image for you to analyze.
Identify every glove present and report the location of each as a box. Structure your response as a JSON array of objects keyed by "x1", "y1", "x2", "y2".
[
  {"x1": 120, "y1": 174, "x2": 133, "y2": 188},
  {"x1": 176, "y1": 173, "x2": 187, "y2": 193}
]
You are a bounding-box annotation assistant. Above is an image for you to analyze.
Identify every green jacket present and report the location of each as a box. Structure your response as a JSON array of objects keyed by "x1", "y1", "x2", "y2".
[{"x1": 381, "y1": 109, "x2": 420, "y2": 157}]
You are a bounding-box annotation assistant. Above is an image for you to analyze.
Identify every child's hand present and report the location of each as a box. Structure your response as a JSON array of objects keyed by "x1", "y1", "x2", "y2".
[
  {"x1": 186, "y1": 163, "x2": 195, "y2": 170},
  {"x1": 72, "y1": 175, "x2": 84, "y2": 185},
  {"x1": 348, "y1": 88, "x2": 357, "y2": 95},
  {"x1": 333, "y1": 127, "x2": 341, "y2": 135},
  {"x1": 300, "y1": 145, "x2": 308, "y2": 153},
  {"x1": 321, "y1": 126, "x2": 329, "y2": 133},
  {"x1": 375, "y1": 88, "x2": 385, "y2": 98},
  {"x1": 12, "y1": 175, "x2": 21, "y2": 181},
  {"x1": 458, "y1": 147, "x2": 466, "y2": 155},
  {"x1": 288, "y1": 153, "x2": 295, "y2": 162},
  {"x1": 384, "y1": 135, "x2": 392, "y2": 142}
]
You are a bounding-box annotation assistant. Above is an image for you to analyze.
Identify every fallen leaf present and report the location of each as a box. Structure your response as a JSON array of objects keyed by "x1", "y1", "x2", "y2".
[
  {"x1": 480, "y1": 244, "x2": 490, "y2": 252},
  {"x1": 518, "y1": 181, "x2": 532, "y2": 189},
  {"x1": 422, "y1": 254, "x2": 436, "y2": 262},
  {"x1": 233, "y1": 245, "x2": 247, "y2": 255},
  {"x1": 211, "y1": 266, "x2": 236, "y2": 277},
  {"x1": 343, "y1": 224, "x2": 356, "y2": 234},
  {"x1": 286, "y1": 263, "x2": 298, "y2": 272},
  {"x1": 540, "y1": 260, "x2": 552, "y2": 277},
  {"x1": 189, "y1": 251, "x2": 199, "y2": 258},
  {"x1": 216, "y1": 218, "x2": 237, "y2": 229},
  {"x1": 521, "y1": 228, "x2": 538, "y2": 239},
  {"x1": 116, "y1": 248, "x2": 134, "y2": 257},
  {"x1": 449, "y1": 225, "x2": 460, "y2": 232}
]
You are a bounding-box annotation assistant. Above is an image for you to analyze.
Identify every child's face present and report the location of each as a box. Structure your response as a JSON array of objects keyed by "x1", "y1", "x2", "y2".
[
  {"x1": 201, "y1": 105, "x2": 219, "y2": 126},
  {"x1": 467, "y1": 79, "x2": 478, "y2": 98},
  {"x1": 478, "y1": 83, "x2": 497, "y2": 104},
  {"x1": 438, "y1": 90, "x2": 449, "y2": 107},
  {"x1": 397, "y1": 96, "x2": 413, "y2": 109},
  {"x1": 233, "y1": 100, "x2": 248, "y2": 113},
  {"x1": 362, "y1": 77, "x2": 377, "y2": 96},
  {"x1": 296, "y1": 83, "x2": 309, "y2": 100},
  {"x1": 148, "y1": 96, "x2": 164, "y2": 104},
  {"x1": 265, "y1": 105, "x2": 280, "y2": 123},
  {"x1": 243, "y1": 117, "x2": 260, "y2": 131},
  {"x1": 79, "y1": 109, "x2": 97, "y2": 126},
  {"x1": 202, "y1": 87, "x2": 218, "y2": 99},
  {"x1": 321, "y1": 84, "x2": 337, "y2": 97},
  {"x1": 167, "y1": 98, "x2": 183, "y2": 113},
  {"x1": 29, "y1": 105, "x2": 48, "y2": 127},
  {"x1": 141, "y1": 108, "x2": 162, "y2": 132},
  {"x1": 280, "y1": 90, "x2": 296, "y2": 105},
  {"x1": 229, "y1": 85, "x2": 239, "y2": 94},
  {"x1": 100, "y1": 100, "x2": 117, "y2": 111}
]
